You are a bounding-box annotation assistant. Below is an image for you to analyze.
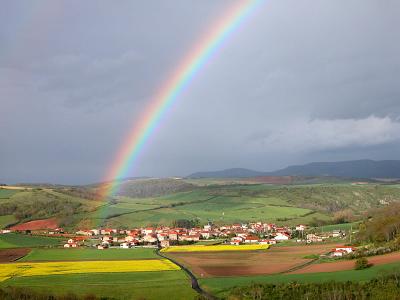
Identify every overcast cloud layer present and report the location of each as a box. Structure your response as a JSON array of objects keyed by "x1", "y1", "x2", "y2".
[{"x1": 1, "y1": 0, "x2": 400, "y2": 184}]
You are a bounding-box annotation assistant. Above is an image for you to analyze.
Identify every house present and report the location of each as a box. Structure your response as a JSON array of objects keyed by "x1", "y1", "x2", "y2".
[
  {"x1": 334, "y1": 246, "x2": 355, "y2": 254},
  {"x1": 306, "y1": 234, "x2": 323, "y2": 243},
  {"x1": 200, "y1": 231, "x2": 211, "y2": 239},
  {"x1": 274, "y1": 233, "x2": 290, "y2": 241},
  {"x1": 230, "y1": 237, "x2": 242, "y2": 245},
  {"x1": 143, "y1": 234, "x2": 157, "y2": 244},
  {"x1": 332, "y1": 230, "x2": 343, "y2": 238},
  {"x1": 296, "y1": 225, "x2": 307, "y2": 231},
  {"x1": 143, "y1": 228, "x2": 154, "y2": 235},
  {"x1": 244, "y1": 236, "x2": 259, "y2": 243},
  {"x1": 120, "y1": 242, "x2": 130, "y2": 249},
  {"x1": 260, "y1": 239, "x2": 277, "y2": 245},
  {"x1": 160, "y1": 240, "x2": 170, "y2": 248},
  {"x1": 168, "y1": 231, "x2": 178, "y2": 241},
  {"x1": 332, "y1": 249, "x2": 347, "y2": 257},
  {"x1": 125, "y1": 235, "x2": 137, "y2": 242},
  {"x1": 157, "y1": 233, "x2": 169, "y2": 241}
]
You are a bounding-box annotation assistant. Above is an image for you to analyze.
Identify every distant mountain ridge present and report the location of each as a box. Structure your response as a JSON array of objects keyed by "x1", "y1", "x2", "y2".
[{"x1": 187, "y1": 160, "x2": 400, "y2": 179}]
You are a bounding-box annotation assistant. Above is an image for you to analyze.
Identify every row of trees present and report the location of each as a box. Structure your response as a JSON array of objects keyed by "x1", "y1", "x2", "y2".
[
  {"x1": 225, "y1": 272, "x2": 400, "y2": 300},
  {"x1": 0, "y1": 287, "x2": 104, "y2": 300},
  {"x1": 357, "y1": 202, "x2": 400, "y2": 243}
]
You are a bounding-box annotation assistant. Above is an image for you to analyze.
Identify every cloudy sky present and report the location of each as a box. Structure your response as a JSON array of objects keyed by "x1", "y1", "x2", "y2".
[{"x1": 1, "y1": 0, "x2": 399, "y2": 184}]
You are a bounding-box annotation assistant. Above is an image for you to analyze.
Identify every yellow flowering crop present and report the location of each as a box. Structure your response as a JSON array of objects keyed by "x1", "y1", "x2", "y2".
[
  {"x1": 0, "y1": 259, "x2": 179, "y2": 282},
  {"x1": 161, "y1": 244, "x2": 270, "y2": 253}
]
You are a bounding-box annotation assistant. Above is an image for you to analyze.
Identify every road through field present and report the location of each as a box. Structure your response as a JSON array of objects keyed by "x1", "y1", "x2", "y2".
[
  {"x1": 156, "y1": 249, "x2": 216, "y2": 300},
  {"x1": 167, "y1": 243, "x2": 339, "y2": 277}
]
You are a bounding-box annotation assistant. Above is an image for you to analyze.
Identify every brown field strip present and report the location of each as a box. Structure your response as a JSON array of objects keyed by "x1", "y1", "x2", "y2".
[
  {"x1": 290, "y1": 251, "x2": 400, "y2": 274},
  {"x1": 10, "y1": 218, "x2": 59, "y2": 231},
  {"x1": 166, "y1": 243, "x2": 338, "y2": 277},
  {"x1": 0, "y1": 248, "x2": 30, "y2": 262}
]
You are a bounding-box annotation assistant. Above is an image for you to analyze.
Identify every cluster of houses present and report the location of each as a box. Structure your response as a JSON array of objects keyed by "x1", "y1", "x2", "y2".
[
  {"x1": 1, "y1": 221, "x2": 352, "y2": 257},
  {"x1": 65, "y1": 222, "x2": 347, "y2": 250}
]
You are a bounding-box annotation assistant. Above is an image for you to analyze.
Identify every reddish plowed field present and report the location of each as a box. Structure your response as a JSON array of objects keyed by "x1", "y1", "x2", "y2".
[
  {"x1": 10, "y1": 218, "x2": 59, "y2": 231},
  {"x1": 0, "y1": 248, "x2": 30, "y2": 262},
  {"x1": 167, "y1": 243, "x2": 337, "y2": 277},
  {"x1": 291, "y1": 251, "x2": 400, "y2": 274}
]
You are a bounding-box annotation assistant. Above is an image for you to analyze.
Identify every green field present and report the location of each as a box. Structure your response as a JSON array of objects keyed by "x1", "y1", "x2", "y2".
[
  {"x1": 20, "y1": 248, "x2": 158, "y2": 261},
  {"x1": 0, "y1": 214, "x2": 17, "y2": 228},
  {"x1": 0, "y1": 233, "x2": 63, "y2": 249},
  {"x1": 200, "y1": 261, "x2": 400, "y2": 298},
  {"x1": 0, "y1": 189, "x2": 20, "y2": 199},
  {"x1": 318, "y1": 221, "x2": 360, "y2": 232},
  {"x1": 1, "y1": 271, "x2": 197, "y2": 300},
  {"x1": 3, "y1": 179, "x2": 400, "y2": 229}
]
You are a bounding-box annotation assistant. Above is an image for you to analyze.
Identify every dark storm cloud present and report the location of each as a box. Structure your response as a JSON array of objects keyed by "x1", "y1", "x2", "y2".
[{"x1": 1, "y1": 0, "x2": 399, "y2": 184}]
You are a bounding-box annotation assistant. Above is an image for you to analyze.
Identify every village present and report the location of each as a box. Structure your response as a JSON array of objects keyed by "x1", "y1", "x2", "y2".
[{"x1": 0, "y1": 221, "x2": 355, "y2": 258}]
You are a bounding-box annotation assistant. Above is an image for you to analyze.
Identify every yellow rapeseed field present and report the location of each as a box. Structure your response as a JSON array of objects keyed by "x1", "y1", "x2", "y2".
[
  {"x1": 160, "y1": 244, "x2": 270, "y2": 253},
  {"x1": 0, "y1": 259, "x2": 179, "y2": 282}
]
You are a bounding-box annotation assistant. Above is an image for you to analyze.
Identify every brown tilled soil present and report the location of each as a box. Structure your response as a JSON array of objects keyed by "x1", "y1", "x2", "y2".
[
  {"x1": 0, "y1": 248, "x2": 30, "y2": 262},
  {"x1": 167, "y1": 243, "x2": 338, "y2": 277},
  {"x1": 291, "y1": 251, "x2": 400, "y2": 274},
  {"x1": 10, "y1": 218, "x2": 59, "y2": 231}
]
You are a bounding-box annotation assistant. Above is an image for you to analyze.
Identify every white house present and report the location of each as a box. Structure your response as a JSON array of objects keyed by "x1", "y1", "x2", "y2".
[{"x1": 274, "y1": 233, "x2": 290, "y2": 241}]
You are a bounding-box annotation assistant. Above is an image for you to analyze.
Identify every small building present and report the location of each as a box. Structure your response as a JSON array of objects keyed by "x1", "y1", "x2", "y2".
[
  {"x1": 120, "y1": 242, "x2": 130, "y2": 249},
  {"x1": 160, "y1": 240, "x2": 170, "y2": 248},
  {"x1": 244, "y1": 236, "x2": 259, "y2": 243},
  {"x1": 274, "y1": 233, "x2": 290, "y2": 241}
]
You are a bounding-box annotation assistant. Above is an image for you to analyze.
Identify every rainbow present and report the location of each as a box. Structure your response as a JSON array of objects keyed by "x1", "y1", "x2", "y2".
[{"x1": 101, "y1": 0, "x2": 263, "y2": 199}]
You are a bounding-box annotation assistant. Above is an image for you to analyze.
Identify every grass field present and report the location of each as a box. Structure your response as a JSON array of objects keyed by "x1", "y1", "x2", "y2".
[
  {"x1": 0, "y1": 233, "x2": 63, "y2": 249},
  {"x1": 0, "y1": 189, "x2": 20, "y2": 199},
  {"x1": 1, "y1": 271, "x2": 196, "y2": 300},
  {"x1": 3, "y1": 181, "x2": 400, "y2": 229},
  {"x1": 0, "y1": 215, "x2": 17, "y2": 229},
  {"x1": 161, "y1": 244, "x2": 270, "y2": 253},
  {"x1": 199, "y1": 261, "x2": 400, "y2": 298},
  {"x1": 20, "y1": 248, "x2": 158, "y2": 261},
  {"x1": 317, "y1": 221, "x2": 360, "y2": 232}
]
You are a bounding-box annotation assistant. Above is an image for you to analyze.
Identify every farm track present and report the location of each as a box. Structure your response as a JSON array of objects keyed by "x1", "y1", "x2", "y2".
[{"x1": 156, "y1": 249, "x2": 216, "y2": 300}]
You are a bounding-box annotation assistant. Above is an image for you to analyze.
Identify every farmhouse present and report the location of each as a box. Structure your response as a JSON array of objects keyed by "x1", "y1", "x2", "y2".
[
  {"x1": 244, "y1": 235, "x2": 259, "y2": 243},
  {"x1": 274, "y1": 232, "x2": 290, "y2": 241},
  {"x1": 296, "y1": 224, "x2": 307, "y2": 231}
]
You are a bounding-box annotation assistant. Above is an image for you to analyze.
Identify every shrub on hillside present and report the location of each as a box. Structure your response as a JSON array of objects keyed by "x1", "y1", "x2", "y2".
[{"x1": 355, "y1": 257, "x2": 372, "y2": 270}]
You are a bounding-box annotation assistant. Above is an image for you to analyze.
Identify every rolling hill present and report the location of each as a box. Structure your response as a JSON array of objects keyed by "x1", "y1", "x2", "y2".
[{"x1": 187, "y1": 160, "x2": 400, "y2": 179}]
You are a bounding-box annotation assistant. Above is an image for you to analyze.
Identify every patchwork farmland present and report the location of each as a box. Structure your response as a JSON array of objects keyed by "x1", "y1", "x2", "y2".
[{"x1": 2, "y1": 180, "x2": 400, "y2": 299}]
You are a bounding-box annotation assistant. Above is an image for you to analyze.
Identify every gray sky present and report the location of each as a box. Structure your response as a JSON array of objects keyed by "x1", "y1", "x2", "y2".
[{"x1": 1, "y1": 0, "x2": 399, "y2": 184}]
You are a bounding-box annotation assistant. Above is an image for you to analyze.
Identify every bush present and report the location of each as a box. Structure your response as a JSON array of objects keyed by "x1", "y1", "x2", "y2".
[{"x1": 355, "y1": 257, "x2": 371, "y2": 270}]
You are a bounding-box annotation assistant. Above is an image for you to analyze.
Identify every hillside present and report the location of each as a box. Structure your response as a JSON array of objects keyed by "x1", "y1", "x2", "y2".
[
  {"x1": 2, "y1": 179, "x2": 400, "y2": 230},
  {"x1": 188, "y1": 160, "x2": 400, "y2": 179},
  {"x1": 271, "y1": 160, "x2": 400, "y2": 179}
]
